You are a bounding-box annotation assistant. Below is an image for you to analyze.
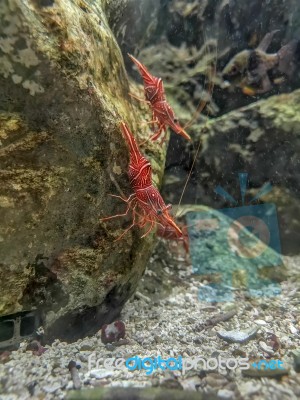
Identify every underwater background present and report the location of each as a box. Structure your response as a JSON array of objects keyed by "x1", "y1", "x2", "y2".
[{"x1": 0, "y1": 0, "x2": 300, "y2": 399}]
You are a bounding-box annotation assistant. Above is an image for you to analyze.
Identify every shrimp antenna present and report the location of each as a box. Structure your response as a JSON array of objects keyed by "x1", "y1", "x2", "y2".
[
  {"x1": 183, "y1": 40, "x2": 217, "y2": 130},
  {"x1": 176, "y1": 35, "x2": 217, "y2": 215}
]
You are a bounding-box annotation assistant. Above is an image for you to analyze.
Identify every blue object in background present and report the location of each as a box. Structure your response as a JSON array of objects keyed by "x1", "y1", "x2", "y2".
[{"x1": 187, "y1": 173, "x2": 282, "y2": 302}]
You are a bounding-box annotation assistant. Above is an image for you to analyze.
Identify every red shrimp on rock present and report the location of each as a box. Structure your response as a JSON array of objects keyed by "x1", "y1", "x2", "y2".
[
  {"x1": 128, "y1": 54, "x2": 191, "y2": 143},
  {"x1": 101, "y1": 122, "x2": 184, "y2": 241}
]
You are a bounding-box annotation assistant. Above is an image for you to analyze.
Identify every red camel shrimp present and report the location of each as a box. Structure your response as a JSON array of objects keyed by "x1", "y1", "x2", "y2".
[
  {"x1": 101, "y1": 122, "x2": 184, "y2": 241},
  {"x1": 128, "y1": 54, "x2": 191, "y2": 142}
]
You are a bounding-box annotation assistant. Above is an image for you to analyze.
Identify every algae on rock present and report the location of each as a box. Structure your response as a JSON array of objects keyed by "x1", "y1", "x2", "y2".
[
  {"x1": 163, "y1": 90, "x2": 300, "y2": 255},
  {"x1": 0, "y1": 0, "x2": 166, "y2": 341}
]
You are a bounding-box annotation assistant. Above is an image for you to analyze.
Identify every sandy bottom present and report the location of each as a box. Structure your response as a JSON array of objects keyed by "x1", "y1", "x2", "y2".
[{"x1": 0, "y1": 240, "x2": 300, "y2": 400}]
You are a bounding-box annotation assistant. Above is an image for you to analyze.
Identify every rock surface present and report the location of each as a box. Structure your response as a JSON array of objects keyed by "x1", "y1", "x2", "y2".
[
  {"x1": 163, "y1": 90, "x2": 300, "y2": 255},
  {"x1": 0, "y1": 0, "x2": 166, "y2": 341}
]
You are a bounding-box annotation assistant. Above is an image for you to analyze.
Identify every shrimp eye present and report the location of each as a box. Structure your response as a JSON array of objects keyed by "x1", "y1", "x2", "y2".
[
  {"x1": 230, "y1": 65, "x2": 238, "y2": 74},
  {"x1": 174, "y1": 118, "x2": 178, "y2": 123},
  {"x1": 157, "y1": 209, "x2": 162, "y2": 215}
]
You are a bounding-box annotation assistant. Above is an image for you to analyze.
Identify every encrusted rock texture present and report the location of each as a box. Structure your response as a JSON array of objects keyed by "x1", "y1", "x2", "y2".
[
  {"x1": 197, "y1": 90, "x2": 300, "y2": 189},
  {"x1": 0, "y1": 0, "x2": 166, "y2": 341},
  {"x1": 163, "y1": 90, "x2": 300, "y2": 255}
]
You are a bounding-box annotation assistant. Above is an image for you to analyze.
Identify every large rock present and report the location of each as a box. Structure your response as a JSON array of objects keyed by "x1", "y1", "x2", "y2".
[
  {"x1": 0, "y1": 0, "x2": 166, "y2": 341},
  {"x1": 163, "y1": 90, "x2": 300, "y2": 255},
  {"x1": 196, "y1": 90, "x2": 300, "y2": 193}
]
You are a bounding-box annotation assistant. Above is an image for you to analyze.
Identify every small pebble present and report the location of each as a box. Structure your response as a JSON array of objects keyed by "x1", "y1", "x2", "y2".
[
  {"x1": 266, "y1": 333, "x2": 281, "y2": 351},
  {"x1": 80, "y1": 343, "x2": 94, "y2": 351},
  {"x1": 254, "y1": 320, "x2": 267, "y2": 326},
  {"x1": 217, "y1": 389, "x2": 235, "y2": 400},
  {"x1": 90, "y1": 369, "x2": 114, "y2": 379},
  {"x1": 292, "y1": 349, "x2": 300, "y2": 372},
  {"x1": 259, "y1": 341, "x2": 274, "y2": 355},
  {"x1": 0, "y1": 351, "x2": 11, "y2": 363},
  {"x1": 289, "y1": 324, "x2": 298, "y2": 334},
  {"x1": 205, "y1": 373, "x2": 228, "y2": 388},
  {"x1": 26, "y1": 340, "x2": 46, "y2": 356},
  {"x1": 105, "y1": 343, "x2": 116, "y2": 351},
  {"x1": 43, "y1": 383, "x2": 61, "y2": 393},
  {"x1": 239, "y1": 381, "x2": 261, "y2": 396},
  {"x1": 66, "y1": 380, "x2": 74, "y2": 390}
]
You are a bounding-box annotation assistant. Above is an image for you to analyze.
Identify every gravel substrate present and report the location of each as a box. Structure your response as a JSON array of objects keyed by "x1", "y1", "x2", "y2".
[{"x1": 0, "y1": 240, "x2": 300, "y2": 400}]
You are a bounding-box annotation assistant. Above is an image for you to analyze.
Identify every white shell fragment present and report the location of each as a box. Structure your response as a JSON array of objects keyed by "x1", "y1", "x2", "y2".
[
  {"x1": 89, "y1": 369, "x2": 114, "y2": 379},
  {"x1": 259, "y1": 341, "x2": 274, "y2": 355},
  {"x1": 217, "y1": 326, "x2": 259, "y2": 343},
  {"x1": 254, "y1": 319, "x2": 267, "y2": 326},
  {"x1": 289, "y1": 324, "x2": 298, "y2": 334}
]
